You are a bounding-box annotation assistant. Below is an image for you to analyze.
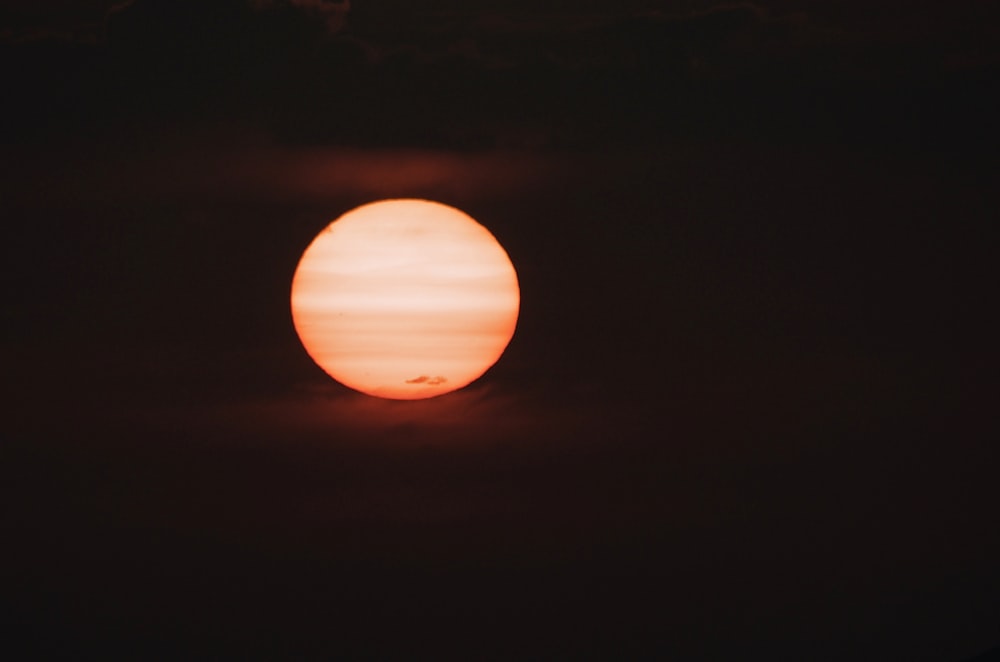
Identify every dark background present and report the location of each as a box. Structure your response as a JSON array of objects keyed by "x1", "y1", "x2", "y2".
[{"x1": 2, "y1": 1, "x2": 999, "y2": 659}]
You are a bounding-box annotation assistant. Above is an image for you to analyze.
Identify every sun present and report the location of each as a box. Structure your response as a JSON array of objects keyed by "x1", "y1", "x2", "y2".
[{"x1": 290, "y1": 199, "x2": 520, "y2": 400}]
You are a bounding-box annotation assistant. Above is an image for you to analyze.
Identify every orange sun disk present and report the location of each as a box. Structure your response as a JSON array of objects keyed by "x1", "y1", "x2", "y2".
[{"x1": 290, "y1": 199, "x2": 520, "y2": 400}]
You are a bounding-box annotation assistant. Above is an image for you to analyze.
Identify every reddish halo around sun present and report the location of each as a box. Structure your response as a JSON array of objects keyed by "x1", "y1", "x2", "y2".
[{"x1": 290, "y1": 199, "x2": 520, "y2": 400}]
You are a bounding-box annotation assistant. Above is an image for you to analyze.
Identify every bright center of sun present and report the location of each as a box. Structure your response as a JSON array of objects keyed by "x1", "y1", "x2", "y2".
[{"x1": 290, "y1": 199, "x2": 520, "y2": 400}]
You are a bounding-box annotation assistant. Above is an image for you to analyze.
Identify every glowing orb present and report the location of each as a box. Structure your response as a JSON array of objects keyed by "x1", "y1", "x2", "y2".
[{"x1": 290, "y1": 199, "x2": 520, "y2": 399}]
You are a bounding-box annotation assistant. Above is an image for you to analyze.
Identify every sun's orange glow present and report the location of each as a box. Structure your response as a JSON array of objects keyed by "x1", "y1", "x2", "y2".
[{"x1": 290, "y1": 199, "x2": 520, "y2": 400}]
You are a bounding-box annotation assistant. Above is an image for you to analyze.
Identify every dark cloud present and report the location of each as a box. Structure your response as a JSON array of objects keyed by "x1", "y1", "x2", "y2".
[
  {"x1": 251, "y1": 0, "x2": 351, "y2": 34},
  {"x1": 0, "y1": 0, "x2": 350, "y2": 43},
  {"x1": 405, "y1": 375, "x2": 447, "y2": 385},
  {"x1": 0, "y1": 0, "x2": 135, "y2": 43},
  {"x1": 3, "y1": 0, "x2": 998, "y2": 150}
]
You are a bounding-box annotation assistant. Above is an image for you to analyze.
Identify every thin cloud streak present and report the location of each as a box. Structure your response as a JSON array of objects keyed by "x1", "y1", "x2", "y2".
[
  {"x1": 2, "y1": 135, "x2": 558, "y2": 209},
  {"x1": 201, "y1": 381, "x2": 587, "y2": 451}
]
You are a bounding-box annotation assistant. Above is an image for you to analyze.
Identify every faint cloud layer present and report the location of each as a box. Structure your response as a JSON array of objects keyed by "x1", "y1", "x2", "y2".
[
  {"x1": 198, "y1": 381, "x2": 586, "y2": 451},
  {"x1": 3, "y1": 135, "x2": 558, "y2": 209}
]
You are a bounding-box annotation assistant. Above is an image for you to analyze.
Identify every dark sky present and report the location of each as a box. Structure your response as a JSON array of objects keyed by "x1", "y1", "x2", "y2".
[{"x1": 2, "y1": 1, "x2": 999, "y2": 660}]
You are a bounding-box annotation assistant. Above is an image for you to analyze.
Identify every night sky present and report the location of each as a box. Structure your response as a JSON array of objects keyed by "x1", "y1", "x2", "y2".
[{"x1": 2, "y1": 1, "x2": 999, "y2": 659}]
